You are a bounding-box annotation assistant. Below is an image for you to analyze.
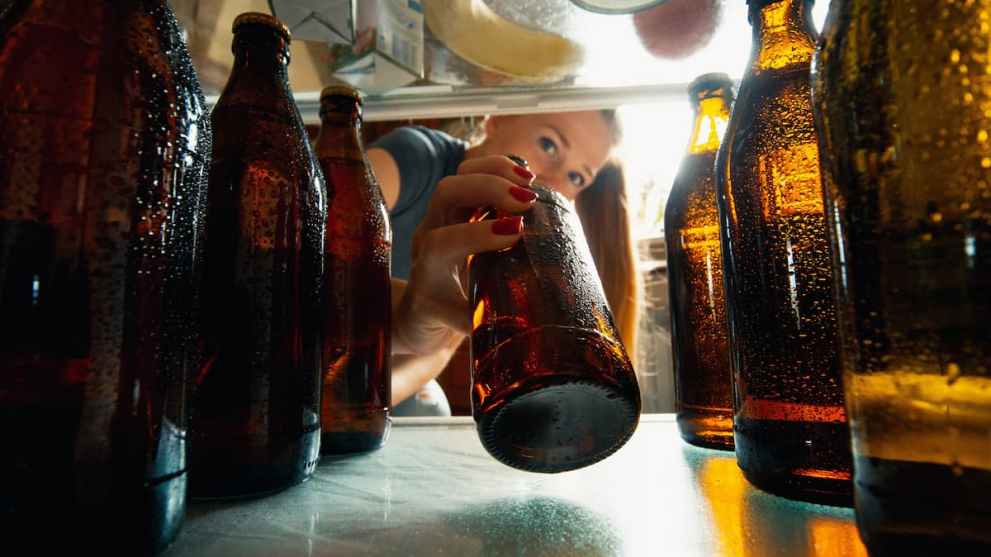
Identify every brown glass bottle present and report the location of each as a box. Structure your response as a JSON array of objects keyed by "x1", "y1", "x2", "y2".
[
  {"x1": 666, "y1": 73, "x2": 735, "y2": 451},
  {"x1": 0, "y1": 0, "x2": 210, "y2": 553},
  {"x1": 468, "y1": 184, "x2": 641, "y2": 473},
  {"x1": 713, "y1": 0, "x2": 852, "y2": 506},
  {"x1": 191, "y1": 13, "x2": 324, "y2": 499},
  {"x1": 315, "y1": 85, "x2": 391, "y2": 455},
  {"x1": 814, "y1": 1, "x2": 991, "y2": 552}
]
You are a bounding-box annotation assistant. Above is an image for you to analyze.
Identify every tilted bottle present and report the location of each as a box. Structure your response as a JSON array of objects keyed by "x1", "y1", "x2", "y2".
[
  {"x1": 0, "y1": 0, "x2": 210, "y2": 552},
  {"x1": 714, "y1": 0, "x2": 852, "y2": 505},
  {"x1": 314, "y1": 85, "x2": 392, "y2": 455},
  {"x1": 815, "y1": 0, "x2": 991, "y2": 551},
  {"x1": 192, "y1": 12, "x2": 325, "y2": 498},
  {"x1": 468, "y1": 183, "x2": 641, "y2": 473},
  {"x1": 666, "y1": 73, "x2": 736, "y2": 451}
]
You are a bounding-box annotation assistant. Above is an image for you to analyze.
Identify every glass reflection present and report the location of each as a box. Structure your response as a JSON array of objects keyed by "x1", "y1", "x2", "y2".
[
  {"x1": 443, "y1": 496, "x2": 622, "y2": 556},
  {"x1": 693, "y1": 451, "x2": 867, "y2": 557},
  {"x1": 329, "y1": 495, "x2": 622, "y2": 556}
]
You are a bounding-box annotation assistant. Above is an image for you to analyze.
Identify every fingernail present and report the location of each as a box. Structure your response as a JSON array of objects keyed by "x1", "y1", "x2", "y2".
[
  {"x1": 509, "y1": 185, "x2": 538, "y2": 203},
  {"x1": 512, "y1": 165, "x2": 534, "y2": 181},
  {"x1": 492, "y1": 216, "x2": 524, "y2": 235}
]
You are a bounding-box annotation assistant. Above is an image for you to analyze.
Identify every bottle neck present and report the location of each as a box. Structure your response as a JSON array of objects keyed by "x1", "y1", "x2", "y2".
[
  {"x1": 749, "y1": 0, "x2": 817, "y2": 72},
  {"x1": 229, "y1": 29, "x2": 290, "y2": 85},
  {"x1": 316, "y1": 100, "x2": 365, "y2": 161},
  {"x1": 687, "y1": 94, "x2": 732, "y2": 155}
]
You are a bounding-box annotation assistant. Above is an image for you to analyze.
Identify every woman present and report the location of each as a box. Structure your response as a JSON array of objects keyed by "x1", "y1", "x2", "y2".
[{"x1": 371, "y1": 110, "x2": 640, "y2": 415}]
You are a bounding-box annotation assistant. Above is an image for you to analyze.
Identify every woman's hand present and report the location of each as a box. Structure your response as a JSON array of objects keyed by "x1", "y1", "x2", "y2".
[{"x1": 392, "y1": 155, "x2": 537, "y2": 356}]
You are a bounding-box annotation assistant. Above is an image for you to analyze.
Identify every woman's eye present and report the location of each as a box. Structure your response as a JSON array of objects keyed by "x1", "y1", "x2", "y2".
[
  {"x1": 538, "y1": 136, "x2": 559, "y2": 157},
  {"x1": 568, "y1": 171, "x2": 586, "y2": 188}
]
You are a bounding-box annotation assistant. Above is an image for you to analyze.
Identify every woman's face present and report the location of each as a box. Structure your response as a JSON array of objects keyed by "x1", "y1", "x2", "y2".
[{"x1": 478, "y1": 112, "x2": 613, "y2": 201}]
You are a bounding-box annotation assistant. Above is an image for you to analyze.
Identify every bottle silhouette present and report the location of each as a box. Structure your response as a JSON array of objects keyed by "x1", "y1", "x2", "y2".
[
  {"x1": 815, "y1": 0, "x2": 991, "y2": 552},
  {"x1": 315, "y1": 85, "x2": 391, "y2": 455},
  {"x1": 468, "y1": 183, "x2": 641, "y2": 473},
  {"x1": 0, "y1": 1, "x2": 211, "y2": 553},
  {"x1": 191, "y1": 12, "x2": 325, "y2": 499},
  {"x1": 714, "y1": 0, "x2": 852, "y2": 506},
  {"x1": 666, "y1": 73, "x2": 735, "y2": 451}
]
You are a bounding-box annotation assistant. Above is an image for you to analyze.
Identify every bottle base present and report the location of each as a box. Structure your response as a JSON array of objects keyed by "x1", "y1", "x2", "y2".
[
  {"x1": 320, "y1": 413, "x2": 392, "y2": 456},
  {"x1": 855, "y1": 455, "x2": 991, "y2": 555},
  {"x1": 477, "y1": 378, "x2": 639, "y2": 473},
  {"x1": 734, "y1": 416, "x2": 853, "y2": 507},
  {"x1": 2, "y1": 471, "x2": 186, "y2": 555},
  {"x1": 676, "y1": 409, "x2": 734, "y2": 451},
  {"x1": 189, "y1": 428, "x2": 320, "y2": 500},
  {"x1": 1, "y1": 403, "x2": 187, "y2": 555}
]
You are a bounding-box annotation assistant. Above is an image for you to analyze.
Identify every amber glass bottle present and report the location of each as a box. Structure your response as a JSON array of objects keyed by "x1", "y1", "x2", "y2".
[
  {"x1": 192, "y1": 12, "x2": 325, "y2": 499},
  {"x1": 666, "y1": 73, "x2": 735, "y2": 451},
  {"x1": 315, "y1": 85, "x2": 391, "y2": 455},
  {"x1": 815, "y1": 0, "x2": 991, "y2": 552},
  {"x1": 0, "y1": 0, "x2": 210, "y2": 553},
  {"x1": 468, "y1": 184, "x2": 641, "y2": 473},
  {"x1": 714, "y1": 0, "x2": 852, "y2": 506}
]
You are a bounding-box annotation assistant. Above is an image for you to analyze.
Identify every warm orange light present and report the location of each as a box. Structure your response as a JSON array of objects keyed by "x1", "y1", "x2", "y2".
[{"x1": 807, "y1": 516, "x2": 868, "y2": 557}]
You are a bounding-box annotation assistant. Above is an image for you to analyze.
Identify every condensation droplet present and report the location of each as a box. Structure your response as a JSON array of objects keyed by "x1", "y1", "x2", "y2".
[{"x1": 946, "y1": 362, "x2": 961, "y2": 385}]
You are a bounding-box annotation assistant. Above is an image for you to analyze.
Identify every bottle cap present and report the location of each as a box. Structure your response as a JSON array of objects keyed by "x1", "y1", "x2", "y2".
[
  {"x1": 232, "y1": 12, "x2": 291, "y2": 43},
  {"x1": 688, "y1": 72, "x2": 735, "y2": 102},
  {"x1": 505, "y1": 154, "x2": 529, "y2": 168},
  {"x1": 319, "y1": 85, "x2": 363, "y2": 105},
  {"x1": 689, "y1": 72, "x2": 733, "y2": 95}
]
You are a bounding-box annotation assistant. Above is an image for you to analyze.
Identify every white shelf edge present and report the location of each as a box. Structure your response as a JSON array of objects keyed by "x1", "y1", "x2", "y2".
[{"x1": 204, "y1": 82, "x2": 700, "y2": 124}]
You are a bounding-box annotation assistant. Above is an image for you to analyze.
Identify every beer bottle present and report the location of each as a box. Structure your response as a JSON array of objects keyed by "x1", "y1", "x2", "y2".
[
  {"x1": 713, "y1": 0, "x2": 852, "y2": 506},
  {"x1": 468, "y1": 183, "x2": 641, "y2": 473},
  {"x1": 665, "y1": 73, "x2": 735, "y2": 451},
  {"x1": 314, "y1": 85, "x2": 392, "y2": 455},
  {"x1": 0, "y1": 1, "x2": 210, "y2": 553},
  {"x1": 192, "y1": 12, "x2": 325, "y2": 499},
  {"x1": 814, "y1": 1, "x2": 991, "y2": 552}
]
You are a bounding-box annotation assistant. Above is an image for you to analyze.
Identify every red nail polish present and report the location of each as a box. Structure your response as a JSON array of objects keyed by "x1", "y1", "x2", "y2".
[
  {"x1": 509, "y1": 186, "x2": 538, "y2": 203},
  {"x1": 512, "y1": 165, "x2": 534, "y2": 181},
  {"x1": 492, "y1": 216, "x2": 524, "y2": 235}
]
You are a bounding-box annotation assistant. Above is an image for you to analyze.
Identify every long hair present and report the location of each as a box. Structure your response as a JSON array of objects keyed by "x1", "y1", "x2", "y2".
[{"x1": 576, "y1": 158, "x2": 641, "y2": 361}]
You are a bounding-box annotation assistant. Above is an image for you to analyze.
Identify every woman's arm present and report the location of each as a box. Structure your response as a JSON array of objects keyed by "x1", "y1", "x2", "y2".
[
  {"x1": 370, "y1": 151, "x2": 536, "y2": 406},
  {"x1": 367, "y1": 147, "x2": 400, "y2": 210},
  {"x1": 389, "y1": 277, "x2": 463, "y2": 405}
]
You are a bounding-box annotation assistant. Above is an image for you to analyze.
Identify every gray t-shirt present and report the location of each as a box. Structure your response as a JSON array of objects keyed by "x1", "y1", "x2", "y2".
[{"x1": 372, "y1": 125, "x2": 467, "y2": 280}]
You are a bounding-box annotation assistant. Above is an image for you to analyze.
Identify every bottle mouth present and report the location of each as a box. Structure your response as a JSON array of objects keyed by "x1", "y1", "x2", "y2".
[
  {"x1": 689, "y1": 72, "x2": 736, "y2": 100},
  {"x1": 319, "y1": 85, "x2": 363, "y2": 104},
  {"x1": 747, "y1": 0, "x2": 814, "y2": 12},
  {"x1": 319, "y1": 85, "x2": 363, "y2": 117},
  {"x1": 232, "y1": 12, "x2": 291, "y2": 43}
]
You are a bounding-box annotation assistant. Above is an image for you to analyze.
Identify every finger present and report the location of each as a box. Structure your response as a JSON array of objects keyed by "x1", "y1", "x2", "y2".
[
  {"x1": 413, "y1": 216, "x2": 523, "y2": 266},
  {"x1": 457, "y1": 154, "x2": 534, "y2": 187},
  {"x1": 422, "y1": 173, "x2": 536, "y2": 230}
]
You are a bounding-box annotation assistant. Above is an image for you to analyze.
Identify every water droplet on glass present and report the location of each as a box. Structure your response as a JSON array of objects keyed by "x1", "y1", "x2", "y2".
[{"x1": 946, "y1": 362, "x2": 962, "y2": 385}]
